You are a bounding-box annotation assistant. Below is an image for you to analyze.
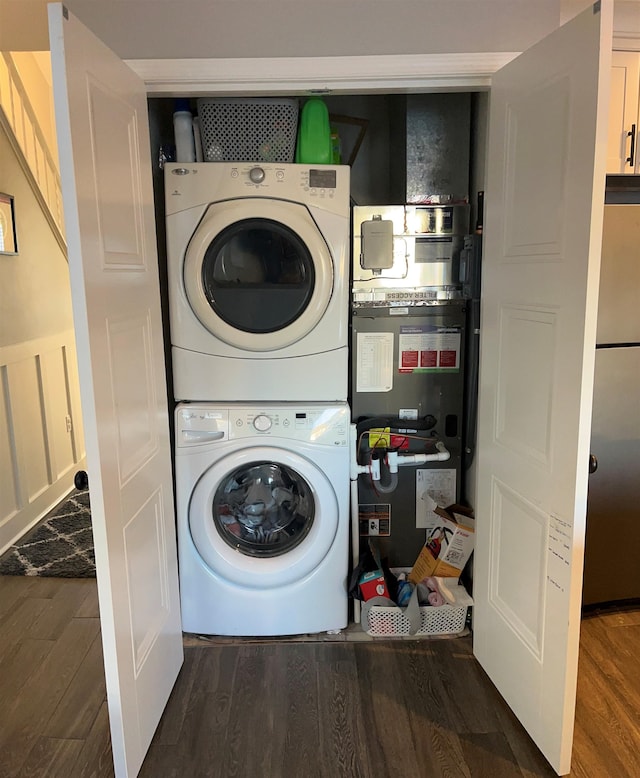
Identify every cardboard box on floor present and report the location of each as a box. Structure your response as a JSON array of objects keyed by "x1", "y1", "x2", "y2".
[{"x1": 409, "y1": 504, "x2": 475, "y2": 584}]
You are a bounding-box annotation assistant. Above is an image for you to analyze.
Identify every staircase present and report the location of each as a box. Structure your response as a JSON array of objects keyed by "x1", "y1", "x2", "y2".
[{"x1": 0, "y1": 52, "x2": 66, "y2": 254}]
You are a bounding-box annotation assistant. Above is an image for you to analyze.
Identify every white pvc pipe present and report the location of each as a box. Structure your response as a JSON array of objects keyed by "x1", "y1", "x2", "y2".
[
  {"x1": 349, "y1": 425, "x2": 450, "y2": 624},
  {"x1": 349, "y1": 423, "x2": 361, "y2": 624},
  {"x1": 352, "y1": 432, "x2": 451, "y2": 481},
  {"x1": 396, "y1": 440, "x2": 451, "y2": 465},
  {"x1": 350, "y1": 476, "x2": 361, "y2": 624},
  {"x1": 350, "y1": 422, "x2": 371, "y2": 477}
]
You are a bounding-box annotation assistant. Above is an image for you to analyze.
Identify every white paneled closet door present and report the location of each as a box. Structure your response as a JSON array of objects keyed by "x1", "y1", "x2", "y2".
[
  {"x1": 474, "y1": 2, "x2": 612, "y2": 775},
  {"x1": 48, "y1": 4, "x2": 183, "y2": 776}
]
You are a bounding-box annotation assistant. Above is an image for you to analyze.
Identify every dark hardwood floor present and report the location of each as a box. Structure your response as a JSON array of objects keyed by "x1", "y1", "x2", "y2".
[{"x1": 1, "y1": 575, "x2": 638, "y2": 777}]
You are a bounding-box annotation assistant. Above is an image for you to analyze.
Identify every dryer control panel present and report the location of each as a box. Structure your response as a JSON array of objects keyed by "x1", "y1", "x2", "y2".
[
  {"x1": 164, "y1": 162, "x2": 350, "y2": 218},
  {"x1": 176, "y1": 403, "x2": 349, "y2": 447}
]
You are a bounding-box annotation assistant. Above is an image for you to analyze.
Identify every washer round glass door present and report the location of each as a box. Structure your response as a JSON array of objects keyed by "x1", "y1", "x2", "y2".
[
  {"x1": 184, "y1": 199, "x2": 334, "y2": 352},
  {"x1": 213, "y1": 461, "x2": 314, "y2": 557},
  {"x1": 189, "y1": 446, "x2": 339, "y2": 588}
]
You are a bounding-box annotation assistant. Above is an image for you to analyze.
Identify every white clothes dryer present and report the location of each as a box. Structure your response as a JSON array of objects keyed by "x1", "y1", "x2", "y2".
[
  {"x1": 175, "y1": 402, "x2": 350, "y2": 636},
  {"x1": 165, "y1": 163, "x2": 350, "y2": 402}
]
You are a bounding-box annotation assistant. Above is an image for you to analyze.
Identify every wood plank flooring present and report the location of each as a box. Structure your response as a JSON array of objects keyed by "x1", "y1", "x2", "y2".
[{"x1": 1, "y1": 576, "x2": 638, "y2": 777}]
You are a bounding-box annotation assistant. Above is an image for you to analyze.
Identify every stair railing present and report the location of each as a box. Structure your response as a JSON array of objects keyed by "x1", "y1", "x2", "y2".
[{"x1": 0, "y1": 52, "x2": 66, "y2": 254}]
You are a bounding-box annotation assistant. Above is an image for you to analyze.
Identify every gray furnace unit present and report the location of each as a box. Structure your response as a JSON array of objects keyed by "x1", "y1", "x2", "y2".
[{"x1": 351, "y1": 204, "x2": 470, "y2": 568}]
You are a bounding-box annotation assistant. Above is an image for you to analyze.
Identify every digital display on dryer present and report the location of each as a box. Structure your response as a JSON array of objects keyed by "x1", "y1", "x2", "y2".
[{"x1": 309, "y1": 169, "x2": 336, "y2": 188}]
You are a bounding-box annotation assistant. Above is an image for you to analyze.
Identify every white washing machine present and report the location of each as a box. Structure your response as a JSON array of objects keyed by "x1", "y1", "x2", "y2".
[
  {"x1": 175, "y1": 402, "x2": 351, "y2": 636},
  {"x1": 165, "y1": 163, "x2": 350, "y2": 402}
]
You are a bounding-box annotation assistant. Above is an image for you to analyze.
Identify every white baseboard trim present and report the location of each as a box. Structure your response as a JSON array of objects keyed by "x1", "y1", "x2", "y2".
[{"x1": 0, "y1": 458, "x2": 86, "y2": 556}]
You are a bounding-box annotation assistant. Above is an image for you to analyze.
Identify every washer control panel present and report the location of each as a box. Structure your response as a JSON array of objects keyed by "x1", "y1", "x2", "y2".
[
  {"x1": 176, "y1": 404, "x2": 349, "y2": 447},
  {"x1": 231, "y1": 406, "x2": 349, "y2": 446}
]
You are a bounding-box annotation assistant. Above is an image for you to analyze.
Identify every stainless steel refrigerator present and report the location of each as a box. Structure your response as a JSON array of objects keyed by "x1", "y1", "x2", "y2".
[{"x1": 582, "y1": 202, "x2": 640, "y2": 606}]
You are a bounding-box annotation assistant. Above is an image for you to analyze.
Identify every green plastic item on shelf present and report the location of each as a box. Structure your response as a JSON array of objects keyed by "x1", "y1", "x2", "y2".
[
  {"x1": 330, "y1": 125, "x2": 342, "y2": 164},
  {"x1": 295, "y1": 98, "x2": 332, "y2": 165}
]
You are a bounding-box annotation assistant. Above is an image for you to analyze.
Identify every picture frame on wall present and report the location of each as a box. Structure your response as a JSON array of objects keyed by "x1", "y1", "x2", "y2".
[{"x1": 0, "y1": 193, "x2": 18, "y2": 254}]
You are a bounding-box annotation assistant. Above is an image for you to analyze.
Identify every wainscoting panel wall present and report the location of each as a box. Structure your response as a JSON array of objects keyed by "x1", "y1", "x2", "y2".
[{"x1": 0, "y1": 330, "x2": 85, "y2": 554}]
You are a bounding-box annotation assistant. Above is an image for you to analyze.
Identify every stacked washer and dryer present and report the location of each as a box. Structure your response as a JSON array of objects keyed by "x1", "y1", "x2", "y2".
[{"x1": 165, "y1": 162, "x2": 352, "y2": 636}]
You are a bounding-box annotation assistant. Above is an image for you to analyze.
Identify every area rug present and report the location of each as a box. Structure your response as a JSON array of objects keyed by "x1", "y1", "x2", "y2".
[{"x1": 0, "y1": 489, "x2": 96, "y2": 578}]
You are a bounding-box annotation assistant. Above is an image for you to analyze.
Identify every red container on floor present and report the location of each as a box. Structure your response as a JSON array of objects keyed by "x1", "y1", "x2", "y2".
[{"x1": 359, "y1": 570, "x2": 390, "y2": 601}]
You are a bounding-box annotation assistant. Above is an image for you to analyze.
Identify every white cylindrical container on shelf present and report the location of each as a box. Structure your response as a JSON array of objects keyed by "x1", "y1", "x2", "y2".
[{"x1": 173, "y1": 99, "x2": 196, "y2": 163}]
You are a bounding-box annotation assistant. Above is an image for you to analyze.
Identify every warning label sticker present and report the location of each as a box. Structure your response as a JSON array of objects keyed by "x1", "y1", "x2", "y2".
[
  {"x1": 398, "y1": 325, "x2": 461, "y2": 373},
  {"x1": 359, "y1": 504, "x2": 391, "y2": 537}
]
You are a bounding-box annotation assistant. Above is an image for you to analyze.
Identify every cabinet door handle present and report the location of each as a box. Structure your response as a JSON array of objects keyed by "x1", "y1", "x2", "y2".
[{"x1": 626, "y1": 123, "x2": 636, "y2": 168}]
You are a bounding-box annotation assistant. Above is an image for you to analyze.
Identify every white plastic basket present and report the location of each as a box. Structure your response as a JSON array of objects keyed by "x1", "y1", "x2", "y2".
[
  {"x1": 362, "y1": 567, "x2": 470, "y2": 637},
  {"x1": 364, "y1": 603, "x2": 468, "y2": 637},
  {"x1": 197, "y1": 97, "x2": 299, "y2": 163}
]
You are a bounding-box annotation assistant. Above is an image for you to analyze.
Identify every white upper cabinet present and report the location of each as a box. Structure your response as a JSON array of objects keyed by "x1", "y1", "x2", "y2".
[{"x1": 607, "y1": 50, "x2": 640, "y2": 173}]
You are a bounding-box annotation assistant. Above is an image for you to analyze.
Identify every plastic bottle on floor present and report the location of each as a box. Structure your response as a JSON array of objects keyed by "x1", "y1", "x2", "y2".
[{"x1": 396, "y1": 573, "x2": 414, "y2": 607}]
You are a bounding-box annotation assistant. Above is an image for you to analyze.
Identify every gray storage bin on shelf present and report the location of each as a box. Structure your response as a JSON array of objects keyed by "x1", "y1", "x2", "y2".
[{"x1": 197, "y1": 97, "x2": 299, "y2": 163}]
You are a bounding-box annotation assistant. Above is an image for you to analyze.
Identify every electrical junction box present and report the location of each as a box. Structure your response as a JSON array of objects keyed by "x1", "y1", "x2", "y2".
[{"x1": 360, "y1": 218, "x2": 394, "y2": 270}]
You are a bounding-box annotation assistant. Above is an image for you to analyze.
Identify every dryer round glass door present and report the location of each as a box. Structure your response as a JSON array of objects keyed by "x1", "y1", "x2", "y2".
[
  {"x1": 188, "y1": 446, "x2": 339, "y2": 588},
  {"x1": 203, "y1": 219, "x2": 315, "y2": 334},
  {"x1": 183, "y1": 199, "x2": 334, "y2": 351}
]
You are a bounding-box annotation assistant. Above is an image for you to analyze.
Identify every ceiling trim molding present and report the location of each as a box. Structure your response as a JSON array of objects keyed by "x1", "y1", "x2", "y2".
[
  {"x1": 613, "y1": 33, "x2": 640, "y2": 51},
  {"x1": 126, "y1": 52, "x2": 521, "y2": 95}
]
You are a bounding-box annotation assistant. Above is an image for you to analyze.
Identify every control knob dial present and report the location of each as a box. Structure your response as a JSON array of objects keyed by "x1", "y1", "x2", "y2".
[
  {"x1": 249, "y1": 167, "x2": 265, "y2": 183},
  {"x1": 253, "y1": 414, "x2": 272, "y2": 432}
]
